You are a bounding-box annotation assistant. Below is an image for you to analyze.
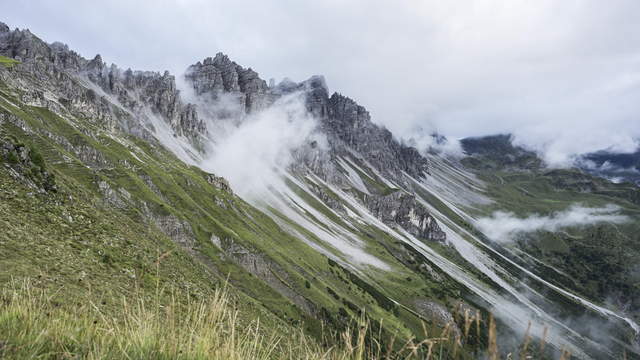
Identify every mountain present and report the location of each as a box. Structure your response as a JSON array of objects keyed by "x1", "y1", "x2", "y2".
[
  {"x1": 1, "y1": 22, "x2": 639, "y2": 359},
  {"x1": 576, "y1": 147, "x2": 640, "y2": 186},
  {"x1": 460, "y1": 134, "x2": 640, "y2": 187},
  {"x1": 460, "y1": 134, "x2": 543, "y2": 170}
]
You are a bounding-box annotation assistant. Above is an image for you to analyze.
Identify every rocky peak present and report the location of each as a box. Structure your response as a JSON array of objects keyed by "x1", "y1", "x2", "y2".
[
  {"x1": 0, "y1": 25, "x2": 87, "y2": 72},
  {"x1": 327, "y1": 93, "x2": 370, "y2": 130},
  {"x1": 301, "y1": 75, "x2": 329, "y2": 118},
  {"x1": 85, "y1": 54, "x2": 105, "y2": 73},
  {"x1": 0, "y1": 25, "x2": 205, "y2": 140},
  {"x1": 185, "y1": 53, "x2": 271, "y2": 113},
  {"x1": 48, "y1": 42, "x2": 86, "y2": 71},
  {"x1": 302, "y1": 90, "x2": 429, "y2": 182},
  {"x1": 182, "y1": 53, "x2": 436, "y2": 238},
  {"x1": 206, "y1": 52, "x2": 230, "y2": 65},
  {"x1": 0, "y1": 27, "x2": 51, "y2": 62},
  {"x1": 49, "y1": 41, "x2": 68, "y2": 52},
  {"x1": 272, "y1": 77, "x2": 299, "y2": 94},
  {"x1": 90, "y1": 65, "x2": 205, "y2": 138},
  {"x1": 302, "y1": 75, "x2": 328, "y2": 93},
  {"x1": 269, "y1": 75, "x2": 330, "y2": 117}
]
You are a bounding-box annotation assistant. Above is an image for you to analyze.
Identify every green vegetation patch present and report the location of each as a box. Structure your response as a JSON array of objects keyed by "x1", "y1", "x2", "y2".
[{"x1": 0, "y1": 55, "x2": 20, "y2": 68}]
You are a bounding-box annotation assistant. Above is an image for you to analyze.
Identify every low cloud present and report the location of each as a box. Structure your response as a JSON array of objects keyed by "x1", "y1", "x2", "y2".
[
  {"x1": 200, "y1": 91, "x2": 324, "y2": 199},
  {"x1": 573, "y1": 157, "x2": 640, "y2": 184},
  {"x1": 577, "y1": 157, "x2": 640, "y2": 174},
  {"x1": 476, "y1": 204, "x2": 628, "y2": 243},
  {"x1": 402, "y1": 126, "x2": 464, "y2": 158}
]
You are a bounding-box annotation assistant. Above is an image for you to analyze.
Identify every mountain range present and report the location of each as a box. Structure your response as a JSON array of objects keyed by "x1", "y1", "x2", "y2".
[{"x1": 1, "y1": 22, "x2": 639, "y2": 359}]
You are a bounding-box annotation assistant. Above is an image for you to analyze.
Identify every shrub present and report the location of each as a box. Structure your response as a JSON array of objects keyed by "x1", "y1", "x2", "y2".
[
  {"x1": 29, "y1": 147, "x2": 45, "y2": 169},
  {"x1": 6, "y1": 151, "x2": 19, "y2": 164}
]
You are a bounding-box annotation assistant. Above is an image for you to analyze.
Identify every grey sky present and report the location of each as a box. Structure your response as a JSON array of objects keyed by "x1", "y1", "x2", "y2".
[{"x1": 4, "y1": 0, "x2": 640, "y2": 165}]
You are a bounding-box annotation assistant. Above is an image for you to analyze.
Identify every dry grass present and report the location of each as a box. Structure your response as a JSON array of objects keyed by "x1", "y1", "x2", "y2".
[
  {"x1": 0, "y1": 279, "x2": 602, "y2": 360},
  {"x1": 0, "y1": 277, "x2": 484, "y2": 360},
  {"x1": 0, "y1": 280, "x2": 282, "y2": 359},
  {"x1": 0, "y1": 279, "x2": 460, "y2": 360}
]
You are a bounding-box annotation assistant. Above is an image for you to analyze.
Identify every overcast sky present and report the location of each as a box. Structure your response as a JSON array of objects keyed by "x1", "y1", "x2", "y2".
[{"x1": 4, "y1": 0, "x2": 640, "y2": 165}]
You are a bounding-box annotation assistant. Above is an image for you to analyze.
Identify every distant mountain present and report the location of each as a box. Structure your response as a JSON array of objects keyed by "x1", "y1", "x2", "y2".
[
  {"x1": 460, "y1": 134, "x2": 543, "y2": 170},
  {"x1": 577, "y1": 148, "x2": 640, "y2": 186}
]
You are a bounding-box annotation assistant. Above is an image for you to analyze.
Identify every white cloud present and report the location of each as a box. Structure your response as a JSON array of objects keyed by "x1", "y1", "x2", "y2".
[
  {"x1": 402, "y1": 127, "x2": 464, "y2": 158},
  {"x1": 476, "y1": 204, "x2": 628, "y2": 243},
  {"x1": 4, "y1": 0, "x2": 640, "y2": 162},
  {"x1": 199, "y1": 91, "x2": 324, "y2": 199}
]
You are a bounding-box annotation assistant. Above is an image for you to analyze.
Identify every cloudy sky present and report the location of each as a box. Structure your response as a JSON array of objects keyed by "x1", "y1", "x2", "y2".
[{"x1": 5, "y1": 0, "x2": 640, "y2": 165}]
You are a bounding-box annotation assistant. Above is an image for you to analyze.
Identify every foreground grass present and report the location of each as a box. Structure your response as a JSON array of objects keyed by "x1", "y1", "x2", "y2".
[
  {"x1": 0, "y1": 280, "x2": 337, "y2": 360},
  {"x1": 2, "y1": 280, "x2": 607, "y2": 360},
  {"x1": 2, "y1": 279, "x2": 463, "y2": 360},
  {"x1": 0, "y1": 280, "x2": 509, "y2": 360}
]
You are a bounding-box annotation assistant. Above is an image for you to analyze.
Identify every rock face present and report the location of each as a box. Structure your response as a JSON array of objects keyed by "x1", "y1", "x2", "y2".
[
  {"x1": 153, "y1": 214, "x2": 196, "y2": 249},
  {"x1": 365, "y1": 191, "x2": 445, "y2": 242},
  {"x1": 206, "y1": 173, "x2": 233, "y2": 193},
  {"x1": 294, "y1": 81, "x2": 444, "y2": 241},
  {"x1": 268, "y1": 75, "x2": 430, "y2": 183},
  {"x1": 85, "y1": 59, "x2": 207, "y2": 139},
  {"x1": 185, "y1": 53, "x2": 273, "y2": 113},
  {"x1": 323, "y1": 93, "x2": 429, "y2": 182},
  {"x1": 0, "y1": 26, "x2": 53, "y2": 64},
  {"x1": 286, "y1": 77, "x2": 443, "y2": 242}
]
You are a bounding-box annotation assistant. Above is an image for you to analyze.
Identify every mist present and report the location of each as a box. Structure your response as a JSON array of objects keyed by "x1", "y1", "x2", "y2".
[
  {"x1": 476, "y1": 204, "x2": 629, "y2": 243},
  {"x1": 199, "y1": 92, "x2": 323, "y2": 199},
  {"x1": 4, "y1": 0, "x2": 640, "y2": 166},
  {"x1": 575, "y1": 157, "x2": 640, "y2": 183}
]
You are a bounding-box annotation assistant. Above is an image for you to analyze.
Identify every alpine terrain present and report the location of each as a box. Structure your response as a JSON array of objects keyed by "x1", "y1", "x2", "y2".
[{"x1": 0, "y1": 22, "x2": 639, "y2": 359}]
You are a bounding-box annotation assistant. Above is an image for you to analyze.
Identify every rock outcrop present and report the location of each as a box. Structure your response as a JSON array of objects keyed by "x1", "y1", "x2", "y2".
[
  {"x1": 211, "y1": 235, "x2": 317, "y2": 315},
  {"x1": 0, "y1": 138, "x2": 56, "y2": 193},
  {"x1": 365, "y1": 191, "x2": 445, "y2": 242},
  {"x1": 185, "y1": 53, "x2": 273, "y2": 113},
  {"x1": 323, "y1": 93, "x2": 429, "y2": 181}
]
